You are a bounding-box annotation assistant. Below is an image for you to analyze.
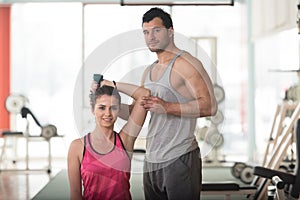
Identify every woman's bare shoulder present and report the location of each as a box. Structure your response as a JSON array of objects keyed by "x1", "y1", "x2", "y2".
[{"x1": 69, "y1": 138, "x2": 84, "y2": 151}]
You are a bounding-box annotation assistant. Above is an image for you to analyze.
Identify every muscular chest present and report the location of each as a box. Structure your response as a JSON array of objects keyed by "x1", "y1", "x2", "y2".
[
  {"x1": 150, "y1": 64, "x2": 167, "y2": 82},
  {"x1": 150, "y1": 64, "x2": 192, "y2": 99}
]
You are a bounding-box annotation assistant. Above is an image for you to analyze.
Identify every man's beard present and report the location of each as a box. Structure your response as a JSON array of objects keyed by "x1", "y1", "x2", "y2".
[{"x1": 148, "y1": 46, "x2": 164, "y2": 53}]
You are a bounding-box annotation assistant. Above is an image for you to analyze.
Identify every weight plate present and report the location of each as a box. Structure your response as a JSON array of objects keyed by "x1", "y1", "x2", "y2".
[
  {"x1": 194, "y1": 126, "x2": 209, "y2": 141},
  {"x1": 207, "y1": 133, "x2": 224, "y2": 148},
  {"x1": 204, "y1": 126, "x2": 219, "y2": 144},
  {"x1": 5, "y1": 94, "x2": 29, "y2": 114},
  {"x1": 240, "y1": 166, "x2": 254, "y2": 184},
  {"x1": 231, "y1": 162, "x2": 247, "y2": 179},
  {"x1": 211, "y1": 110, "x2": 224, "y2": 125},
  {"x1": 41, "y1": 124, "x2": 57, "y2": 139},
  {"x1": 213, "y1": 84, "x2": 225, "y2": 103}
]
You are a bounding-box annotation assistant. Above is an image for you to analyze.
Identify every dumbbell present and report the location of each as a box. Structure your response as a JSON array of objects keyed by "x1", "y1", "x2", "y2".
[
  {"x1": 41, "y1": 124, "x2": 57, "y2": 140},
  {"x1": 210, "y1": 110, "x2": 224, "y2": 125},
  {"x1": 205, "y1": 126, "x2": 224, "y2": 149},
  {"x1": 231, "y1": 162, "x2": 254, "y2": 184},
  {"x1": 213, "y1": 84, "x2": 225, "y2": 103},
  {"x1": 89, "y1": 74, "x2": 104, "y2": 100},
  {"x1": 93, "y1": 74, "x2": 104, "y2": 84}
]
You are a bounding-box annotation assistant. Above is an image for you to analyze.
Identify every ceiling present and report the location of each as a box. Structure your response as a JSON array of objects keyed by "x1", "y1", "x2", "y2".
[{"x1": 0, "y1": 0, "x2": 234, "y2": 6}]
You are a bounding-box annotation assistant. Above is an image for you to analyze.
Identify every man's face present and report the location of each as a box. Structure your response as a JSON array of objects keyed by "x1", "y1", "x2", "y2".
[{"x1": 142, "y1": 17, "x2": 173, "y2": 52}]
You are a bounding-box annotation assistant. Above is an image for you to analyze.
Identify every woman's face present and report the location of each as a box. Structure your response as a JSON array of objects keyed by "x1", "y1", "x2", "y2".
[{"x1": 93, "y1": 94, "x2": 120, "y2": 129}]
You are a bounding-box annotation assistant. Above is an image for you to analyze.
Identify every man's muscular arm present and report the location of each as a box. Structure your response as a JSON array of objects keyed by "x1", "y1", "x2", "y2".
[{"x1": 143, "y1": 54, "x2": 217, "y2": 118}]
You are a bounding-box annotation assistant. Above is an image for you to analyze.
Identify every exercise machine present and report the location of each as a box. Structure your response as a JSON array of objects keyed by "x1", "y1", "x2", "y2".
[
  {"x1": 253, "y1": 117, "x2": 300, "y2": 199},
  {"x1": 201, "y1": 102, "x2": 300, "y2": 200},
  {"x1": 0, "y1": 94, "x2": 63, "y2": 173},
  {"x1": 230, "y1": 102, "x2": 298, "y2": 185}
]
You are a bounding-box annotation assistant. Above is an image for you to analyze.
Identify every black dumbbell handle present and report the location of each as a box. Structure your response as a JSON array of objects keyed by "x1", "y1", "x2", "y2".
[
  {"x1": 93, "y1": 74, "x2": 103, "y2": 84},
  {"x1": 89, "y1": 74, "x2": 104, "y2": 101}
]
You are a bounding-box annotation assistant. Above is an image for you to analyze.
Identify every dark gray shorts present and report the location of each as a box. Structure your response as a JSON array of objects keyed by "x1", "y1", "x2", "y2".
[{"x1": 143, "y1": 148, "x2": 202, "y2": 200}]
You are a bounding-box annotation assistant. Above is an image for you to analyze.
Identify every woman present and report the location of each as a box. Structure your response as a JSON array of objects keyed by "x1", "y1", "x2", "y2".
[{"x1": 68, "y1": 80, "x2": 150, "y2": 200}]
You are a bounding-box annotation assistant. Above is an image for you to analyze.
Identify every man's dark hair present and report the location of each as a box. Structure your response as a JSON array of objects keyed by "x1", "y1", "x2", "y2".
[{"x1": 142, "y1": 7, "x2": 173, "y2": 29}]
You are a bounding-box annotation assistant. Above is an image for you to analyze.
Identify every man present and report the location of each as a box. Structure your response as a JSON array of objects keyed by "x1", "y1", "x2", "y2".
[
  {"x1": 139, "y1": 7, "x2": 217, "y2": 200},
  {"x1": 91, "y1": 7, "x2": 217, "y2": 200}
]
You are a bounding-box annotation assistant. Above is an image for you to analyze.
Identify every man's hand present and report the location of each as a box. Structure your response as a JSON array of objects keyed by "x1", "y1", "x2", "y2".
[{"x1": 142, "y1": 96, "x2": 168, "y2": 114}]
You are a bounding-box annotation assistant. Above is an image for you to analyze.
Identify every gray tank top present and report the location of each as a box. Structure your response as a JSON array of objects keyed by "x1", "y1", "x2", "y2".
[{"x1": 144, "y1": 50, "x2": 199, "y2": 163}]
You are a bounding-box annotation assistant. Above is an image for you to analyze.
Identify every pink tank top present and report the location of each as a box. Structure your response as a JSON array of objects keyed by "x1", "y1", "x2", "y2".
[{"x1": 81, "y1": 132, "x2": 131, "y2": 200}]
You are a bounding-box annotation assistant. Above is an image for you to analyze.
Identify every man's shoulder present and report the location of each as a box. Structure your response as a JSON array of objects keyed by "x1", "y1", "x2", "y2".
[{"x1": 175, "y1": 52, "x2": 202, "y2": 70}]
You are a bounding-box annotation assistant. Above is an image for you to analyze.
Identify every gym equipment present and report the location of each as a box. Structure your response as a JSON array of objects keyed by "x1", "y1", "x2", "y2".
[
  {"x1": 231, "y1": 162, "x2": 254, "y2": 184},
  {"x1": 251, "y1": 102, "x2": 300, "y2": 199},
  {"x1": 5, "y1": 94, "x2": 29, "y2": 133},
  {"x1": 269, "y1": 67, "x2": 300, "y2": 102},
  {"x1": 196, "y1": 125, "x2": 225, "y2": 165},
  {"x1": 210, "y1": 110, "x2": 224, "y2": 125},
  {"x1": 206, "y1": 127, "x2": 224, "y2": 148},
  {"x1": 41, "y1": 125, "x2": 57, "y2": 140},
  {"x1": 253, "y1": 117, "x2": 300, "y2": 199},
  {"x1": 262, "y1": 102, "x2": 298, "y2": 167},
  {"x1": 89, "y1": 74, "x2": 104, "y2": 100},
  {"x1": 231, "y1": 162, "x2": 247, "y2": 179},
  {"x1": 20, "y1": 107, "x2": 58, "y2": 139},
  {"x1": 1, "y1": 94, "x2": 29, "y2": 163},
  {"x1": 201, "y1": 102, "x2": 300, "y2": 199},
  {"x1": 5, "y1": 93, "x2": 29, "y2": 115},
  {"x1": 213, "y1": 84, "x2": 225, "y2": 103},
  {"x1": 0, "y1": 94, "x2": 63, "y2": 173},
  {"x1": 271, "y1": 176, "x2": 285, "y2": 200},
  {"x1": 198, "y1": 85, "x2": 226, "y2": 165},
  {"x1": 229, "y1": 102, "x2": 298, "y2": 184},
  {"x1": 93, "y1": 73, "x2": 103, "y2": 84},
  {"x1": 195, "y1": 126, "x2": 208, "y2": 141},
  {"x1": 240, "y1": 166, "x2": 254, "y2": 184}
]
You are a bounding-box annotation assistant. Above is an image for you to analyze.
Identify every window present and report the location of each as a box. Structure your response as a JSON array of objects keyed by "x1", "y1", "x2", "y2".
[{"x1": 11, "y1": 3, "x2": 82, "y2": 155}]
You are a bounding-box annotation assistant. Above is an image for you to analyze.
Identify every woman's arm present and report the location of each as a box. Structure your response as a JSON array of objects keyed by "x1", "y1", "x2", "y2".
[
  {"x1": 119, "y1": 94, "x2": 149, "y2": 156},
  {"x1": 118, "y1": 104, "x2": 133, "y2": 121},
  {"x1": 100, "y1": 80, "x2": 150, "y2": 155},
  {"x1": 101, "y1": 80, "x2": 145, "y2": 121},
  {"x1": 101, "y1": 80, "x2": 148, "y2": 100},
  {"x1": 67, "y1": 139, "x2": 84, "y2": 200}
]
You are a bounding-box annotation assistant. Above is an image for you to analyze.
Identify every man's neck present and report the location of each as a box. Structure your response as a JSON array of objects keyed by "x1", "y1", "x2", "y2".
[{"x1": 156, "y1": 47, "x2": 181, "y2": 64}]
